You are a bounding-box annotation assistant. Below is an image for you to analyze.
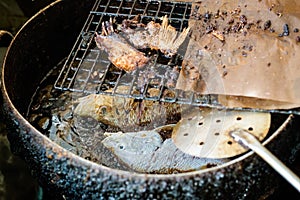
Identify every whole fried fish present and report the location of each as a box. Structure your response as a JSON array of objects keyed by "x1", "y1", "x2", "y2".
[
  {"x1": 73, "y1": 86, "x2": 182, "y2": 132},
  {"x1": 102, "y1": 125, "x2": 227, "y2": 173}
]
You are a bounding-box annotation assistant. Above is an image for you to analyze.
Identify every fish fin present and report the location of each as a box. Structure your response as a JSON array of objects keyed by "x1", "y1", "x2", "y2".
[
  {"x1": 172, "y1": 26, "x2": 190, "y2": 49},
  {"x1": 104, "y1": 131, "x2": 123, "y2": 137}
]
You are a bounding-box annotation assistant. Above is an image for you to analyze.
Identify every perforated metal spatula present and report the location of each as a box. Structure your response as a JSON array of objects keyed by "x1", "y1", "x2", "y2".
[
  {"x1": 230, "y1": 128, "x2": 300, "y2": 192},
  {"x1": 172, "y1": 108, "x2": 300, "y2": 192},
  {"x1": 172, "y1": 108, "x2": 271, "y2": 158}
]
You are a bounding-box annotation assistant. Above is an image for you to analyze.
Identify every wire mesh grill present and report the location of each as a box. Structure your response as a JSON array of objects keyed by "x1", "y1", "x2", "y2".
[
  {"x1": 54, "y1": 0, "x2": 300, "y2": 115},
  {"x1": 55, "y1": 0, "x2": 191, "y2": 90},
  {"x1": 54, "y1": 0, "x2": 197, "y2": 100}
]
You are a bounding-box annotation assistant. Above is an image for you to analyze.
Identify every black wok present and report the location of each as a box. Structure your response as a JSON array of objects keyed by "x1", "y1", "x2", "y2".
[{"x1": 1, "y1": 0, "x2": 300, "y2": 199}]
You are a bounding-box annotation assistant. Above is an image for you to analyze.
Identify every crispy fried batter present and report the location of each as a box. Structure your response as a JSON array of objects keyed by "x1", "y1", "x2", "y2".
[
  {"x1": 122, "y1": 16, "x2": 190, "y2": 57},
  {"x1": 94, "y1": 20, "x2": 149, "y2": 72},
  {"x1": 95, "y1": 16, "x2": 190, "y2": 71}
]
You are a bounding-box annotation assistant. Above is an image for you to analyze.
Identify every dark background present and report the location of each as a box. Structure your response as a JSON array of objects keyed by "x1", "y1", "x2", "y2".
[{"x1": 0, "y1": 1, "x2": 54, "y2": 199}]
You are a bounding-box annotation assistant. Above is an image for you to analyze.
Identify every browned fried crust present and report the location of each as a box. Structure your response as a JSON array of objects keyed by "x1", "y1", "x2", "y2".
[{"x1": 95, "y1": 29, "x2": 149, "y2": 72}]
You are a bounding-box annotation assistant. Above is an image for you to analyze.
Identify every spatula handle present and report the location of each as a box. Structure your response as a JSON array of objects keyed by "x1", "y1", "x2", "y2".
[{"x1": 230, "y1": 129, "x2": 300, "y2": 193}]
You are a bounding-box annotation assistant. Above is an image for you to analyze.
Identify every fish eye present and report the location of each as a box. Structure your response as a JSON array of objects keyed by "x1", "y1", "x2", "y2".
[{"x1": 100, "y1": 106, "x2": 107, "y2": 115}]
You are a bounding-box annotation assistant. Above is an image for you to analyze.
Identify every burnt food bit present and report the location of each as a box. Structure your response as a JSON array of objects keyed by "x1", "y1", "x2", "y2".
[
  {"x1": 204, "y1": 12, "x2": 212, "y2": 22},
  {"x1": 239, "y1": 15, "x2": 247, "y2": 26},
  {"x1": 278, "y1": 24, "x2": 290, "y2": 37},
  {"x1": 263, "y1": 20, "x2": 271, "y2": 30},
  {"x1": 228, "y1": 18, "x2": 234, "y2": 24},
  {"x1": 241, "y1": 51, "x2": 248, "y2": 57}
]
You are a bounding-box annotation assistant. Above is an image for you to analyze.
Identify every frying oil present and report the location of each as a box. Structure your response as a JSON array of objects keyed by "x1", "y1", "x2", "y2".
[{"x1": 26, "y1": 58, "x2": 284, "y2": 174}]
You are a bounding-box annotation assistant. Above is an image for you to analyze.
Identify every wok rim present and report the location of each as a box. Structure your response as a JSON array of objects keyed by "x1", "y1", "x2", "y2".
[{"x1": 0, "y1": 0, "x2": 293, "y2": 181}]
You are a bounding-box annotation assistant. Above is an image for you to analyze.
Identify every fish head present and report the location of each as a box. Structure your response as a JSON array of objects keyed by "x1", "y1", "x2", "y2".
[{"x1": 74, "y1": 93, "x2": 121, "y2": 127}]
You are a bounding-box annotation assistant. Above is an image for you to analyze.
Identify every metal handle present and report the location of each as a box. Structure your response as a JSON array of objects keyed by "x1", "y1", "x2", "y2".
[
  {"x1": 0, "y1": 30, "x2": 14, "y2": 47},
  {"x1": 230, "y1": 129, "x2": 300, "y2": 193}
]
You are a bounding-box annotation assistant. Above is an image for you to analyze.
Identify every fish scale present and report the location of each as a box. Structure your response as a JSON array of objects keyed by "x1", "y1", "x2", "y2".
[{"x1": 102, "y1": 126, "x2": 228, "y2": 173}]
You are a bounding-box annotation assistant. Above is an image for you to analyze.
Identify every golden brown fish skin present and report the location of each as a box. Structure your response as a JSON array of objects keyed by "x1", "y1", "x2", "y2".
[
  {"x1": 74, "y1": 87, "x2": 182, "y2": 132},
  {"x1": 94, "y1": 21, "x2": 149, "y2": 72}
]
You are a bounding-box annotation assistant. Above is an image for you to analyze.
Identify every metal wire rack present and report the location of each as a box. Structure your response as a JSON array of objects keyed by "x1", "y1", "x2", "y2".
[
  {"x1": 54, "y1": 0, "x2": 191, "y2": 97},
  {"x1": 54, "y1": 0, "x2": 300, "y2": 115}
]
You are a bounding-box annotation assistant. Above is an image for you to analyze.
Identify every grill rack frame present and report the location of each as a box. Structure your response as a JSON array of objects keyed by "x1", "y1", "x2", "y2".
[
  {"x1": 54, "y1": 0, "x2": 300, "y2": 115},
  {"x1": 54, "y1": 0, "x2": 193, "y2": 100}
]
